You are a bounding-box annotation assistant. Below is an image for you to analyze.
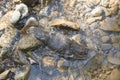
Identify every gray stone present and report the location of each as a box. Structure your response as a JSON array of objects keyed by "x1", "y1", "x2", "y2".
[
  {"x1": 101, "y1": 44, "x2": 112, "y2": 50},
  {"x1": 101, "y1": 36, "x2": 110, "y2": 43}
]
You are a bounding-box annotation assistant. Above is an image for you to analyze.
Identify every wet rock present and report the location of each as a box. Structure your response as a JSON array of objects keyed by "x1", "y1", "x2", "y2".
[
  {"x1": 57, "y1": 58, "x2": 83, "y2": 70},
  {"x1": 14, "y1": 65, "x2": 31, "y2": 80},
  {"x1": 0, "y1": 69, "x2": 10, "y2": 80},
  {"x1": 42, "y1": 56, "x2": 57, "y2": 67},
  {"x1": 0, "y1": 11, "x2": 15, "y2": 30},
  {"x1": 101, "y1": 36, "x2": 110, "y2": 43},
  {"x1": 108, "y1": 68, "x2": 120, "y2": 80},
  {"x1": 100, "y1": 17, "x2": 120, "y2": 32},
  {"x1": 91, "y1": 7, "x2": 104, "y2": 17},
  {"x1": 12, "y1": 50, "x2": 28, "y2": 65},
  {"x1": 107, "y1": 51, "x2": 120, "y2": 65},
  {"x1": 101, "y1": 44, "x2": 112, "y2": 50},
  {"x1": 47, "y1": 32, "x2": 71, "y2": 51},
  {"x1": 49, "y1": 19, "x2": 80, "y2": 30},
  {"x1": 16, "y1": 33, "x2": 42, "y2": 50},
  {"x1": 34, "y1": 28, "x2": 87, "y2": 59}
]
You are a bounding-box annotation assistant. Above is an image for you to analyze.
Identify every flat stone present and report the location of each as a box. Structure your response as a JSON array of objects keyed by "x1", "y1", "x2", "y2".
[
  {"x1": 100, "y1": 17, "x2": 120, "y2": 32},
  {"x1": 16, "y1": 33, "x2": 42, "y2": 50},
  {"x1": 101, "y1": 36, "x2": 110, "y2": 43},
  {"x1": 42, "y1": 56, "x2": 57, "y2": 67},
  {"x1": 86, "y1": 16, "x2": 102, "y2": 24},
  {"x1": 111, "y1": 36, "x2": 119, "y2": 43},
  {"x1": 101, "y1": 44, "x2": 112, "y2": 50},
  {"x1": 91, "y1": 7, "x2": 103, "y2": 17},
  {"x1": 109, "y1": 68, "x2": 120, "y2": 80},
  {"x1": 49, "y1": 19, "x2": 80, "y2": 30},
  {"x1": 107, "y1": 51, "x2": 120, "y2": 65},
  {"x1": 0, "y1": 27, "x2": 17, "y2": 47},
  {"x1": 112, "y1": 43, "x2": 120, "y2": 50}
]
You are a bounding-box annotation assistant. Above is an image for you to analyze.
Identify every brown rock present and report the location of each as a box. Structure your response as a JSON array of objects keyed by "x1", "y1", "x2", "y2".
[
  {"x1": 16, "y1": 33, "x2": 42, "y2": 50},
  {"x1": 0, "y1": 70, "x2": 10, "y2": 80},
  {"x1": 0, "y1": 11, "x2": 14, "y2": 30},
  {"x1": 100, "y1": 17, "x2": 120, "y2": 32},
  {"x1": 42, "y1": 56, "x2": 56, "y2": 67},
  {"x1": 109, "y1": 69, "x2": 120, "y2": 80},
  {"x1": 49, "y1": 19, "x2": 80, "y2": 30},
  {"x1": 0, "y1": 27, "x2": 17, "y2": 47}
]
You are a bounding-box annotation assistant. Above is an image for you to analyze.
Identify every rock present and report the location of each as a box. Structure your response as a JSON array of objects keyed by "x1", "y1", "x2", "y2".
[
  {"x1": 100, "y1": 0, "x2": 109, "y2": 7},
  {"x1": 111, "y1": 36, "x2": 119, "y2": 43},
  {"x1": 14, "y1": 65, "x2": 31, "y2": 80},
  {"x1": 71, "y1": 34, "x2": 82, "y2": 45},
  {"x1": 0, "y1": 69, "x2": 10, "y2": 80},
  {"x1": 12, "y1": 50, "x2": 28, "y2": 65},
  {"x1": 49, "y1": 19, "x2": 80, "y2": 30},
  {"x1": 47, "y1": 32, "x2": 70, "y2": 51},
  {"x1": 86, "y1": 16, "x2": 102, "y2": 24},
  {"x1": 101, "y1": 44, "x2": 112, "y2": 50},
  {"x1": 0, "y1": 27, "x2": 18, "y2": 47},
  {"x1": 15, "y1": 3, "x2": 28, "y2": 19},
  {"x1": 101, "y1": 36, "x2": 110, "y2": 43},
  {"x1": 91, "y1": 7, "x2": 104, "y2": 17},
  {"x1": 21, "y1": 0, "x2": 38, "y2": 6},
  {"x1": 57, "y1": 58, "x2": 68, "y2": 72},
  {"x1": 21, "y1": 17, "x2": 38, "y2": 34},
  {"x1": 69, "y1": 0, "x2": 76, "y2": 7},
  {"x1": 34, "y1": 29, "x2": 87, "y2": 60},
  {"x1": 86, "y1": 0, "x2": 101, "y2": 8},
  {"x1": 107, "y1": 5, "x2": 118, "y2": 16},
  {"x1": 13, "y1": 0, "x2": 21, "y2": 3},
  {"x1": 112, "y1": 43, "x2": 120, "y2": 50},
  {"x1": 107, "y1": 51, "x2": 120, "y2": 65},
  {"x1": 109, "y1": 68, "x2": 120, "y2": 80},
  {"x1": 16, "y1": 33, "x2": 42, "y2": 50},
  {"x1": 100, "y1": 17, "x2": 120, "y2": 32},
  {"x1": 42, "y1": 56, "x2": 57, "y2": 67}
]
